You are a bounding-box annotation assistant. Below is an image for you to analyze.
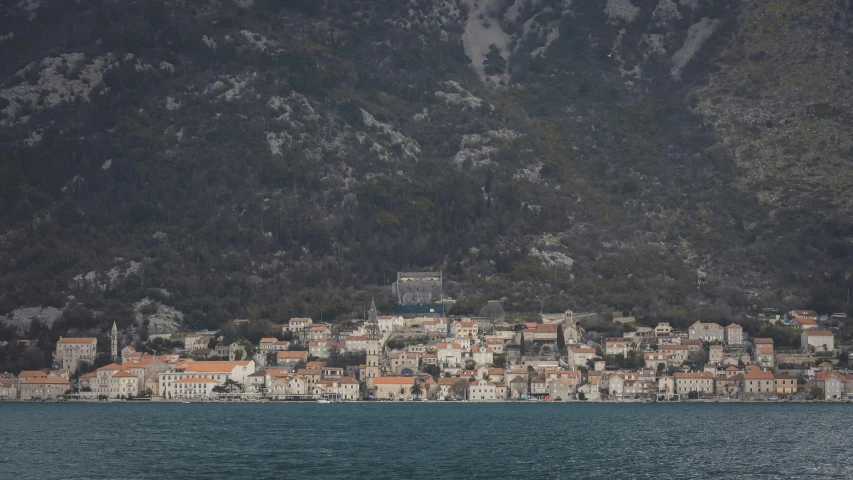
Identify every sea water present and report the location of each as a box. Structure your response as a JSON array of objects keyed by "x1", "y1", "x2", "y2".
[{"x1": 0, "y1": 402, "x2": 851, "y2": 479}]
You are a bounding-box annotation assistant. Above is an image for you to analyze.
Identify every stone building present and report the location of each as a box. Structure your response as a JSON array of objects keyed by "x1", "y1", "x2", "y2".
[{"x1": 54, "y1": 337, "x2": 97, "y2": 372}]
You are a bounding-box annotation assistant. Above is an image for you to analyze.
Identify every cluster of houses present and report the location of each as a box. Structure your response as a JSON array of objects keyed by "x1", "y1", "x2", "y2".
[{"x1": 2, "y1": 307, "x2": 850, "y2": 402}]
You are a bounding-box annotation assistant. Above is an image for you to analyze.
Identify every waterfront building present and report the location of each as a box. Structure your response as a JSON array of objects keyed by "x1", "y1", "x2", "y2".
[
  {"x1": 19, "y1": 377, "x2": 70, "y2": 400},
  {"x1": 674, "y1": 371, "x2": 715, "y2": 396},
  {"x1": 468, "y1": 379, "x2": 498, "y2": 401},
  {"x1": 158, "y1": 360, "x2": 255, "y2": 399},
  {"x1": 774, "y1": 373, "x2": 797, "y2": 395},
  {"x1": 743, "y1": 368, "x2": 775, "y2": 396},
  {"x1": 816, "y1": 372, "x2": 847, "y2": 400},
  {"x1": 172, "y1": 378, "x2": 221, "y2": 399},
  {"x1": 372, "y1": 376, "x2": 414, "y2": 400}
]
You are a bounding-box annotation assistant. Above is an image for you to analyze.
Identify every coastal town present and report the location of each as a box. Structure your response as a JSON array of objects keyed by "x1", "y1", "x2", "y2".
[{"x1": 2, "y1": 273, "x2": 852, "y2": 403}]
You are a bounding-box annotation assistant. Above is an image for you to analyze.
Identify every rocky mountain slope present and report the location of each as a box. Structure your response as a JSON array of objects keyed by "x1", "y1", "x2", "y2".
[{"x1": 0, "y1": 0, "x2": 852, "y2": 346}]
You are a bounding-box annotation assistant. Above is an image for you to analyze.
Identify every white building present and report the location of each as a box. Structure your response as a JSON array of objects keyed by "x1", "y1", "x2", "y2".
[
  {"x1": 54, "y1": 337, "x2": 97, "y2": 371},
  {"x1": 159, "y1": 360, "x2": 255, "y2": 399},
  {"x1": 285, "y1": 317, "x2": 313, "y2": 333},
  {"x1": 674, "y1": 372, "x2": 715, "y2": 396},
  {"x1": 568, "y1": 347, "x2": 597, "y2": 368},
  {"x1": 378, "y1": 315, "x2": 405, "y2": 335},
  {"x1": 344, "y1": 335, "x2": 368, "y2": 352},
  {"x1": 452, "y1": 321, "x2": 478, "y2": 339},
  {"x1": 470, "y1": 346, "x2": 494, "y2": 366},
  {"x1": 644, "y1": 352, "x2": 670, "y2": 369},
  {"x1": 688, "y1": 322, "x2": 725, "y2": 342},
  {"x1": 655, "y1": 323, "x2": 673, "y2": 336},
  {"x1": 172, "y1": 378, "x2": 221, "y2": 399},
  {"x1": 435, "y1": 343, "x2": 465, "y2": 370},
  {"x1": 724, "y1": 324, "x2": 743, "y2": 345},
  {"x1": 259, "y1": 338, "x2": 291, "y2": 355},
  {"x1": 605, "y1": 341, "x2": 630, "y2": 357},
  {"x1": 801, "y1": 331, "x2": 835, "y2": 352},
  {"x1": 467, "y1": 379, "x2": 498, "y2": 401}
]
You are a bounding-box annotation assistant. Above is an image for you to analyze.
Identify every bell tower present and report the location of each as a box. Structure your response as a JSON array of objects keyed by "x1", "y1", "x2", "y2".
[
  {"x1": 364, "y1": 299, "x2": 382, "y2": 391},
  {"x1": 111, "y1": 321, "x2": 119, "y2": 363}
]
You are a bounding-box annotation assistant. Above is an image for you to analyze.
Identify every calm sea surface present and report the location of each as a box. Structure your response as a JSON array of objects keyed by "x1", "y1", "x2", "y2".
[{"x1": 1, "y1": 402, "x2": 851, "y2": 479}]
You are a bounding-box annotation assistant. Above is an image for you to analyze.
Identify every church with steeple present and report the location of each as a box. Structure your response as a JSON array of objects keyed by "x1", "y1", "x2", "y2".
[{"x1": 364, "y1": 299, "x2": 383, "y2": 390}]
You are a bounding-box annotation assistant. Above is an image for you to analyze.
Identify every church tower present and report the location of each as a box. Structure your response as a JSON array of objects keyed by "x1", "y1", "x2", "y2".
[
  {"x1": 111, "y1": 321, "x2": 118, "y2": 363},
  {"x1": 364, "y1": 299, "x2": 382, "y2": 391}
]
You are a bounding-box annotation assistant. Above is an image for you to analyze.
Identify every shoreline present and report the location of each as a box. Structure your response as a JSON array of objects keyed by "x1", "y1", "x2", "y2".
[{"x1": 4, "y1": 399, "x2": 851, "y2": 404}]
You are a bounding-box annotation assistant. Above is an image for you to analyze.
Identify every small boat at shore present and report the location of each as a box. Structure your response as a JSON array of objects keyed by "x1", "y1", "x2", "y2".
[{"x1": 316, "y1": 399, "x2": 331, "y2": 404}]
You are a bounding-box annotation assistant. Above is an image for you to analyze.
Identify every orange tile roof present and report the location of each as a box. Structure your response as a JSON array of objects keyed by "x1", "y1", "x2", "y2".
[
  {"x1": 18, "y1": 370, "x2": 47, "y2": 378},
  {"x1": 57, "y1": 337, "x2": 97, "y2": 344},
  {"x1": 306, "y1": 361, "x2": 326, "y2": 367},
  {"x1": 796, "y1": 318, "x2": 817, "y2": 325},
  {"x1": 816, "y1": 372, "x2": 846, "y2": 382},
  {"x1": 113, "y1": 370, "x2": 137, "y2": 378},
  {"x1": 180, "y1": 361, "x2": 252, "y2": 373},
  {"x1": 726, "y1": 323, "x2": 742, "y2": 329},
  {"x1": 260, "y1": 338, "x2": 278, "y2": 343},
  {"x1": 571, "y1": 347, "x2": 596, "y2": 353},
  {"x1": 98, "y1": 363, "x2": 124, "y2": 371},
  {"x1": 754, "y1": 338, "x2": 774, "y2": 344},
  {"x1": 277, "y1": 351, "x2": 308, "y2": 359},
  {"x1": 21, "y1": 378, "x2": 70, "y2": 385},
  {"x1": 743, "y1": 370, "x2": 774, "y2": 380},
  {"x1": 804, "y1": 330, "x2": 833, "y2": 336}
]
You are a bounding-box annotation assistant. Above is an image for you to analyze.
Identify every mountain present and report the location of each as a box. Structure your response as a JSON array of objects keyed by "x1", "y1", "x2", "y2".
[{"x1": 1, "y1": 0, "x2": 852, "y2": 349}]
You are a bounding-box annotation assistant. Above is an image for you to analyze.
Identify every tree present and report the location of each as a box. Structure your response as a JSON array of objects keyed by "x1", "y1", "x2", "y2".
[
  {"x1": 492, "y1": 354, "x2": 506, "y2": 368},
  {"x1": 688, "y1": 349, "x2": 708, "y2": 366},
  {"x1": 409, "y1": 382, "x2": 423, "y2": 399},
  {"x1": 480, "y1": 300, "x2": 505, "y2": 323},
  {"x1": 451, "y1": 379, "x2": 468, "y2": 399},
  {"x1": 233, "y1": 349, "x2": 244, "y2": 361},
  {"x1": 520, "y1": 332, "x2": 526, "y2": 356},
  {"x1": 557, "y1": 325, "x2": 566, "y2": 351},
  {"x1": 809, "y1": 386, "x2": 824, "y2": 400},
  {"x1": 656, "y1": 362, "x2": 666, "y2": 377},
  {"x1": 398, "y1": 386, "x2": 406, "y2": 397},
  {"x1": 422, "y1": 365, "x2": 440, "y2": 379},
  {"x1": 687, "y1": 390, "x2": 699, "y2": 400},
  {"x1": 483, "y1": 44, "x2": 506, "y2": 75},
  {"x1": 578, "y1": 392, "x2": 586, "y2": 401},
  {"x1": 212, "y1": 378, "x2": 244, "y2": 394}
]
